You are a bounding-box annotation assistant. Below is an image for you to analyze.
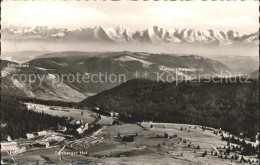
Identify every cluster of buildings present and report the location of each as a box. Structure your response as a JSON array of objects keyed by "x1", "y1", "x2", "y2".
[
  {"x1": 68, "y1": 119, "x2": 90, "y2": 134},
  {"x1": 1, "y1": 141, "x2": 26, "y2": 155},
  {"x1": 1, "y1": 129, "x2": 67, "y2": 157},
  {"x1": 26, "y1": 130, "x2": 48, "y2": 139}
]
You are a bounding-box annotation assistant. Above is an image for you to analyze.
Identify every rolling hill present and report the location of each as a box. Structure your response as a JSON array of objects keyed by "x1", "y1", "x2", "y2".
[
  {"x1": 212, "y1": 55, "x2": 259, "y2": 74},
  {"x1": 249, "y1": 70, "x2": 259, "y2": 79},
  {"x1": 81, "y1": 78, "x2": 259, "y2": 139},
  {"x1": 1, "y1": 51, "x2": 233, "y2": 102}
]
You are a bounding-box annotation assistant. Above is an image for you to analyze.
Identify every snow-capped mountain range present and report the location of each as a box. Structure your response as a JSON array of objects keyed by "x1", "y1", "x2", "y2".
[{"x1": 2, "y1": 25, "x2": 258, "y2": 45}]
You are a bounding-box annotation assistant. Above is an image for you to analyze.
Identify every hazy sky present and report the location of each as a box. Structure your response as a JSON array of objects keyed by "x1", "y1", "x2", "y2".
[{"x1": 2, "y1": 1, "x2": 259, "y2": 34}]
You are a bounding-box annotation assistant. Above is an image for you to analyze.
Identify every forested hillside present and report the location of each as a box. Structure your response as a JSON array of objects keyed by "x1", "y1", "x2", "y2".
[
  {"x1": 1, "y1": 52, "x2": 233, "y2": 102},
  {"x1": 82, "y1": 79, "x2": 259, "y2": 140},
  {"x1": 1, "y1": 95, "x2": 67, "y2": 141}
]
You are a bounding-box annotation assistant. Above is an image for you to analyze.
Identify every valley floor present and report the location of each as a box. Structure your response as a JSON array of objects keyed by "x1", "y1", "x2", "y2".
[{"x1": 1, "y1": 104, "x2": 258, "y2": 165}]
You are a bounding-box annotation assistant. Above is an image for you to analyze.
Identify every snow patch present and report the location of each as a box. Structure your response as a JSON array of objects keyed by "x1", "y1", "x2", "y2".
[
  {"x1": 51, "y1": 32, "x2": 65, "y2": 37},
  {"x1": 35, "y1": 67, "x2": 54, "y2": 71},
  {"x1": 12, "y1": 79, "x2": 25, "y2": 89},
  {"x1": 115, "y1": 56, "x2": 153, "y2": 68},
  {"x1": 50, "y1": 61, "x2": 68, "y2": 66}
]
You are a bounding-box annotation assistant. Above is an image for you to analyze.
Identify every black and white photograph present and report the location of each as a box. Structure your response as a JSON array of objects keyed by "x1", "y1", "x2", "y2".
[{"x1": 1, "y1": 0, "x2": 259, "y2": 164}]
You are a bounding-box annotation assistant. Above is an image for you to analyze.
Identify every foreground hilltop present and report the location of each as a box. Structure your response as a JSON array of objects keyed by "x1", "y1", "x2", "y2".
[{"x1": 81, "y1": 78, "x2": 259, "y2": 140}]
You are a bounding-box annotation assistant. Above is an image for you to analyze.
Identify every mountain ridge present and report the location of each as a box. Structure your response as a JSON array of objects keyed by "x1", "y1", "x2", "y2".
[
  {"x1": 1, "y1": 51, "x2": 233, "y2": 101},
  {"x1": 2, "y1": 25, "x2": 258, "y2": 45}
]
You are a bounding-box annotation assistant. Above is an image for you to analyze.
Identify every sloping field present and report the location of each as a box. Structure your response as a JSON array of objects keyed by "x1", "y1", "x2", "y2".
[{"x1": 25, "y1": 103, "x2": 96, "y2": 123}]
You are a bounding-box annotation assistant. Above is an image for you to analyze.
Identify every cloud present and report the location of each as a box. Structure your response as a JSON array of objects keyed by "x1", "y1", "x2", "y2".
[
  {"x1": 208, "y1": 17, "x2": 256, "y2": 26},
  {"x1": 109, "y1": 5, "x2": 204, "y2": 31},
  {"x1": 1, "y1": 1, "x2": 258, "y2": 33},
  {"x1": 2, "y1": 1, "x2": 109, "y2": 28},
  {"x1": 118, "y1": 13, "x2": 138, "y2": 20},
  {"x1": 144, "y1": 5, "x2": 202, "y2": 18},
  {"x1": 140, "y1": 5, "x2": 203, "y2": 29}
]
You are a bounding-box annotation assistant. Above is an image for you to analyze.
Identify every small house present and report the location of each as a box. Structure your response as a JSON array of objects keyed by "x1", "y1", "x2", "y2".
[
  {"x1": 76, "y1": 127, "x2": 84, "y2": 134},
  {"x1": 110, "y1": 112, "x2": 119, "y2": 117},
  {"x1": 76, "y1": 120, "x2": 81, "y2": 125},
  {"x1": 110, "y1": 112, "x2": 114, "y2": 117},
  {"x1": 37, "y1": 131, "x2": 48, "y2": 136},
  {"x1": 1, "y1": 122, "x2": 7, "y2": 128},
  {"x1": 57, "y1": 126, "x2": 67, "y2": 133},
  {"x1": 69, "y1": 120, "x2": 82, "y2": 125},
  {"x1": 26, "y1": 133, "x2": 34, "y2": 139},
  {"x1": 1, "y1": 142, "x2": 18, "y2": 151},
  {"x1": 83, "y1": 123, "x2": 89, "y2": 130},
  {"x1": 76, "y1": 123, "x2": 89, "y2": 134},
  {"x1": 6, "y1": 136, "x2": 12, "y2": 142}
]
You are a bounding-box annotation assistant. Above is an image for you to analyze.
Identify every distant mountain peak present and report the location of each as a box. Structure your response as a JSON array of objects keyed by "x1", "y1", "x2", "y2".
[{"x1": 2, "y1": 25, "x2": 258, "y2": 45}]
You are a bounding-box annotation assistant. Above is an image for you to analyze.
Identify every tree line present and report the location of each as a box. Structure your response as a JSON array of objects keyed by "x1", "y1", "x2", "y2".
[
  {"x1": 1, "y1": 96, "x2": 67, "y2": 141},
  {"x1": 82, "y1": 79, "x2": 259, "y2": 140}
]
